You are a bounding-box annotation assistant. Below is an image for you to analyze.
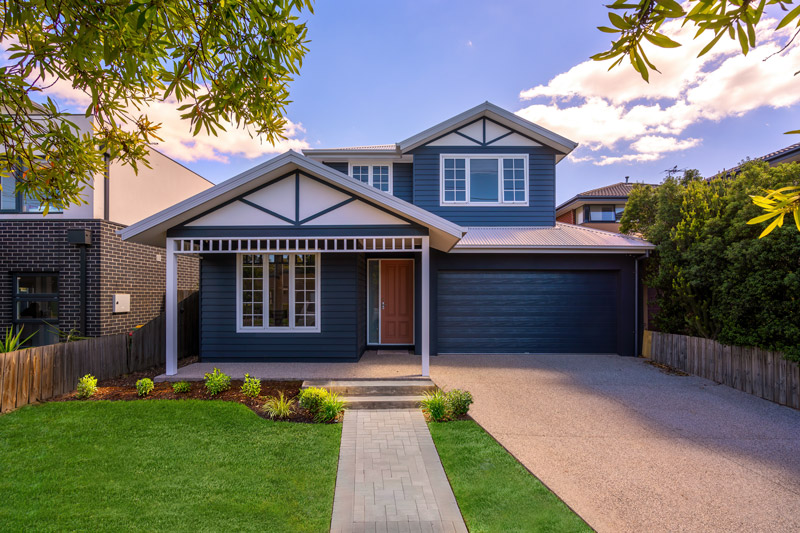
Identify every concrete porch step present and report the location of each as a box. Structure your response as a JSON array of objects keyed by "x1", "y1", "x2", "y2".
[
  {"x1": 340, "y1": 395, "x2": 424, "y2": 410},
  {"x1": 301, "y1": 379, "x2": 437, "y2": 397}
]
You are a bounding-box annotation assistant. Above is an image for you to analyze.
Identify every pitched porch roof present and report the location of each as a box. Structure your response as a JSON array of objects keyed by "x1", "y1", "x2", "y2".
[{"x1": 119, "y1": 151, "x2": 465, "y2": 251}]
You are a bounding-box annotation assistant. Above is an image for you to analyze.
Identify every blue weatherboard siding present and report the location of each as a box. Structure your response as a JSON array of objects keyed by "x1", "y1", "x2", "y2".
[
  {"x1": 393, "y1": 163, "x2": 413, "y2": 203},
  {"x1": 200, "y1": 253, "x2": 363, "y2": 362},
  {"x1": 410, "y1": 145, "x2": 557, "y2": 226},
  {"x1": 323, "y1": 161, "x2": 349, "y2": 174}
]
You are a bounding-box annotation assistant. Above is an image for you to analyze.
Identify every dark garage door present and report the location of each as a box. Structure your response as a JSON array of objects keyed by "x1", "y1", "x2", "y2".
[{"x1": 437, "y1": 270, "x2": 618, "y2": 354}]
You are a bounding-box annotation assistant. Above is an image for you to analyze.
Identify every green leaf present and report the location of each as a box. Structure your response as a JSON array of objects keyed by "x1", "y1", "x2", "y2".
[
  {"x1": 643, "y1": 32, "x2": 682, "y2": 48},
  {"x1": 776, "y1": 4, "x2": 800, "y2": 30},
  {"x1": 698, "y1": 30, "x2": 725, "y2": 57},
  {"x1": 598, "y1": 26, "x2": 620, "y2": 34},
  {"x1": 746, "y1": 211, "x2": 781, "y2": 225},
  {"x1": 736, "y1": 24, "x2": 748, "y2": 55},
  {"x1": 654, "y1": 0, "x2": 686, "y2": 17},
  {"x1": 608, "y1": 12, "x2": 630, "y2": 30},
  {"x1": 785, "y1": 129, "x2": 800, "y2": 135}
]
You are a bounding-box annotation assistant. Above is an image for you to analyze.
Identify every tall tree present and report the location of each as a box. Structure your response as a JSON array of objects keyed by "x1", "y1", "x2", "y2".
[
  {"x1": 593, "y1": 0, "x2": 800, "y2": 236},
  {"x1": 0, "y1": 0, "x2": 313, "y2": 213}
]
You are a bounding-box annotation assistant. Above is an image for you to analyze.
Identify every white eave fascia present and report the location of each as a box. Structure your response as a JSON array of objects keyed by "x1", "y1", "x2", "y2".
[
  {"x1": 397, "y1": 101, "x2": 579, "y2": 156},
  {"x1": 555, "y1": 196, "x2": 630, "y2": 215},
  {"x1": 119, "y1": 150, "x2": 465, "y2": 248}
]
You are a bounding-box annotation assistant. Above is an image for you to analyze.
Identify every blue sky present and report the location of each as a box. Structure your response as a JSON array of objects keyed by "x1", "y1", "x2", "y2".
[{"x1": 32, "y1": 0, "x2": 800, "y2": 203}]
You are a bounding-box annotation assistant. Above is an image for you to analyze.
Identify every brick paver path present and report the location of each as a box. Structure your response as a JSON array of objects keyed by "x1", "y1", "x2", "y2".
[{"x1": 330, "y1": 409, "x2": 467, "y2": 533}]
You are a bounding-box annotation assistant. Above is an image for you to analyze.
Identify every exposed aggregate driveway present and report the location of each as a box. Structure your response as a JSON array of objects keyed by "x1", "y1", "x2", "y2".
[{"x1": 429, "y1": 354, "x2": 800, "y2": 533}]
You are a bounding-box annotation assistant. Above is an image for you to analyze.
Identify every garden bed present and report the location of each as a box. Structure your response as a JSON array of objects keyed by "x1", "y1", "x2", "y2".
[{"x1": 49, "y1": 358, "x2": 315, "y2": 422}]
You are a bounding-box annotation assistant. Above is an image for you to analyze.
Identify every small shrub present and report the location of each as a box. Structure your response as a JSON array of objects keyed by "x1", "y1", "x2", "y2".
[
  {"x1": 445, "y1": 389, "x2": 473, "y2": 418},
  {"x1": 204, "y1": 367, "x2": 231, "y2": 396},
  {"x1": 420, "y1": 390, "x2": 448, "y2": 422},
  {"x1": 136, "y1": 378, "x2": 154, "y2": 397},
  {"x1": 298, "y1": 386, "x2": 329, "y2": 414},
  {"x1": 241, "y1": 374, "x2": 262, "y2": 398},
  {"x1": 314, "y1": 393, "x2": 346, "y2": 423},
  {"x1": 264, "y1": 392, "x2": 295, "y2": 420},
  {"x1": 172, "y1": 381, "x2": 191, "y2": 394},
  {"x1": 76, "y1": 374, "x2": 97, "y2": 399}
]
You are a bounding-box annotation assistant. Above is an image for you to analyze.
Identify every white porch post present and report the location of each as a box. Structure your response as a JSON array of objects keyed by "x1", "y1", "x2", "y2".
[
  {"x1": 165, "y1": 237, "x2": 178, "y2": 376},
  {"x1": 421, "y1": 236, "x2": 430, "y2": 377}
]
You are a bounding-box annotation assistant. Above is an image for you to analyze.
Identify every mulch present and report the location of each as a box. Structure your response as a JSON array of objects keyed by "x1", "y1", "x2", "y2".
[
  {"x1": 49, "y1": 356, "x2": 318, "y2": 423},
  {"x1": 645, "y1": 360, "x2": 690, "y2": 376}
]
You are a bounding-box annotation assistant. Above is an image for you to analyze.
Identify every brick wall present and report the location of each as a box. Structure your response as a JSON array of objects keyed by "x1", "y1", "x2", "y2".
[
  {"x1": 556, "y1": 210, "x2": 575, "y2": 224},
  {"x1": 0, "y1": 219, "x2": 199, "y2": 339}
]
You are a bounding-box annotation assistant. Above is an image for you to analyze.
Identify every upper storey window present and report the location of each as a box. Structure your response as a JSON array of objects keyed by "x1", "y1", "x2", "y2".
[
  {"x1": 349, "y1": 162, "x2": 392, "y2": 194},
  {"x1": 440, "y1": 154, "x2": 528, "y2": 206},
  {"x1": 1, "y1": 173, "x2": 63, "y2": 213}
]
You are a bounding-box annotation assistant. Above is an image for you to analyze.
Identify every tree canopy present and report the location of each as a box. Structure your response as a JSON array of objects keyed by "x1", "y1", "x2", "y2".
[
  {"x1": 620, "y1": 163, "x2": 800, "y2": 357},
  {"x1": 0, "y1": 0, "x2": 313, "y2": 213}
]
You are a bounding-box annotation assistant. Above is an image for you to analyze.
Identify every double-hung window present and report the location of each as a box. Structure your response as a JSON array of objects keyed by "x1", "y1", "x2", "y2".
[
  {"x1": 349, "y1": 163, "x2": 392, "y2": 193},
  {"x1": 440, "y1": 155, "x2": 528, "y2": 206},
  {"x1": 238, "y1": 253, "x2": 320, "y2": 332}
]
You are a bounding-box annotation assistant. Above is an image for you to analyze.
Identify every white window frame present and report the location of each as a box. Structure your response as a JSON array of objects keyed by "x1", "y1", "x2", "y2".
[
  {"x1": 235, "y1": 253, "x2": 321, "y2": 334},
  {"x1": 348, "y1": 161, "x2": 393, "y2": 194},
  {"x1": 439, "y1": 154, "x2": 529, "y2": 206}
]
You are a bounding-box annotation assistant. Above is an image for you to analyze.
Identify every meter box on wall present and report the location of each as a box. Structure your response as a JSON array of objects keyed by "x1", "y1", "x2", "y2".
[{"x1": 112, "y1": 294, "x2": 131, "y2": 313}]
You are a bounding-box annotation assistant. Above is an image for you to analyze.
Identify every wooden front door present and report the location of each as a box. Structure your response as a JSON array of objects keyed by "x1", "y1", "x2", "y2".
[{"x1": 380, "y1": 259, "x2": 414, "y2": 344}]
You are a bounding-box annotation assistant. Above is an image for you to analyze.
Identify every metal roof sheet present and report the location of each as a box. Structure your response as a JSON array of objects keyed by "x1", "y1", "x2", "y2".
[{"x1": 455, "y1": 223, "x2": 653, "y2": 250}]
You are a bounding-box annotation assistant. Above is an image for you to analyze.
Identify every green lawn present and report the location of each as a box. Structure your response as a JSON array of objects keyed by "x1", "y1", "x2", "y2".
[
  {"x1": 430, "y1": 420, "x2": 591, "y2": 533},
  {"x1": 0, "y1": 401, "x2": 341, "y2": 533}
]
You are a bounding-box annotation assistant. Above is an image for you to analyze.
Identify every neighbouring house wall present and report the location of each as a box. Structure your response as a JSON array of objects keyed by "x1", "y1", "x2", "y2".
[
  {"x1": 97, "y1": 220, "x2": 199, "y2": 335},
  {"x1": 199, "y1": 253, "x2": 362, "y2": 362},
  {"x1": 323, "y1": 161, "x2": 349, "y2": 174},
  {"x1": 556, "y1": 210, "x2": 574, "y2": 224},
  {"x1": 0, "y1": 219, "x2": 199, "y2": 339},
  {"x1": 108, "y1": 150, "x2": 212, "y2": 226},
  {"x1": 409, "y1": 145, "x2": 557, "y2": 226}
]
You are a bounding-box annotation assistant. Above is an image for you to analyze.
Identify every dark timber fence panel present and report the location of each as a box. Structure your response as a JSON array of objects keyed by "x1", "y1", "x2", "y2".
[
  {"x1": 642, "y1": 330, "x2": 799, "y2": 410},
  {"x1": 0, "y1": 291, "x2": 199, "y2": 413}
]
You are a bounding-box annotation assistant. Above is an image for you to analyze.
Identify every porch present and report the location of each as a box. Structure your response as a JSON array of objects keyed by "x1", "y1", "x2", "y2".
[{"x1": 154, "y1": 349, "x2": 424, "y2": 382}]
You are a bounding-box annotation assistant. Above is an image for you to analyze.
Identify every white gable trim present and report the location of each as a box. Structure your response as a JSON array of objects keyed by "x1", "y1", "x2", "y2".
[
  {"x1": 119, "y1": 151, "x2": 465, "y2": 251},
  {"x1": 398, "y1": 101, "x2": 578, "y2": 159}
]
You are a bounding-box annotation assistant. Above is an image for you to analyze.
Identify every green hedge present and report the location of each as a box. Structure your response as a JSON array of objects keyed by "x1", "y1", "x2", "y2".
[{"x1": 621, "y1": 162, "x2": 800, "y2": 359}]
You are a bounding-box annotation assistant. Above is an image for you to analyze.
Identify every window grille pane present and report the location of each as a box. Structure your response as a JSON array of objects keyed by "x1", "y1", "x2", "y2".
[
  {"x1": 241, "y1": 255, "x2": 264, "y2": 327},
  {"x1": 372, "y1": 166, "x2": 390, "y2": 192},
  {"x1": 502, "y1": 158, "x2": 526, "y2": 203},
  {"x1": 443, "y1": 158, "x2": 466, "y2": 202},
  {"x1": 352, "y1": 166, "x2": 369, "y2": 183},
  {"x1": 294, "y1": 254, "x2": 316, "y2": 327}
]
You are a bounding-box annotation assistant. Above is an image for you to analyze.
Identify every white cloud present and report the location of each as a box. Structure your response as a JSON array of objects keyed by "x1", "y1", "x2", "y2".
[{"x1": 516, "y1": 15, "x2": 800, "y2": 166}]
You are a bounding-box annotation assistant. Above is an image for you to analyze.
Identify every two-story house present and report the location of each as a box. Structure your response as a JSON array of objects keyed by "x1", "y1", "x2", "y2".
[
  {"x1": 555, "y1": 180, "x2": 635, "y2": 233},
  {"x1": 120, "y1": 102, "x2": 653, "y2": 376},
  {"x1": 0, "y1": 114, "x2": 213, "y2": 345}
]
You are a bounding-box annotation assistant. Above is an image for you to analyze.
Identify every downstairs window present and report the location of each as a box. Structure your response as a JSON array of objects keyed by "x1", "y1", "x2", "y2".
[{"x1": 238, "y1": 254, "x2": 320, "y2": 332}]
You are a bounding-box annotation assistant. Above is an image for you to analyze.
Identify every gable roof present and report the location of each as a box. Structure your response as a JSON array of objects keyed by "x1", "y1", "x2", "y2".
[
  {"x1": 303, "y1": 102, "x2": 578, "y2": 162},
  {"x1": 119, "y1": 151, "x2": 465, "y2": 251},
  {"x1": 398, "y1": 102, "x2": 577, "y2": 158},
  {"x1": 556, "y1": 181, "x2": 635, "y2": 214},
  {"x1": 455, "y1": 223, "x2": 653, "y2": 252}
]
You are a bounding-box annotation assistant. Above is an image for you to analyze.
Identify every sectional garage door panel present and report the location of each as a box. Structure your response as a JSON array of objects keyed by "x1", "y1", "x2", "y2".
[{"x1": 437, "y1": 270, "x2": 618, "y2": 354}]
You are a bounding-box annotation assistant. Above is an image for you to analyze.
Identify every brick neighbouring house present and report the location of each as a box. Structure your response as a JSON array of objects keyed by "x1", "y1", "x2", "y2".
[{"x1": 0, "y1": 116, "x2": 212, "y2": 345}]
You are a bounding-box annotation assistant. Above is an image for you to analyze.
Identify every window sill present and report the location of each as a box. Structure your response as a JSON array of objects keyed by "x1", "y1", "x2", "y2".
[{"x1": 236, "y1": 327, "x2": 321, "y2": 334}]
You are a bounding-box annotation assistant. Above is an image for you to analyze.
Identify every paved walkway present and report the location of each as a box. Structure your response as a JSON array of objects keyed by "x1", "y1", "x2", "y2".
[{"x1": 330, "y1": 409, "x2": 467, "y2": 533}]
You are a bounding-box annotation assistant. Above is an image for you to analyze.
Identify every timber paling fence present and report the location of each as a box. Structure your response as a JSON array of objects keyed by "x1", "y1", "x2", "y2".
[
  {"x1": 0, "y1": 291, "x2": 198, "y2": 413},
  {"x1": 642, "y1": 330, "x2": 800, "y2": 410}
]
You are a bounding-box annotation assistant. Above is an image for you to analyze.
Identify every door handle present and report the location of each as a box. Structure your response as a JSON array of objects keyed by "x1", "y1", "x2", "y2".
[{"x1": 381, "y1": 300, "x2": 385, "y2": 310}]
